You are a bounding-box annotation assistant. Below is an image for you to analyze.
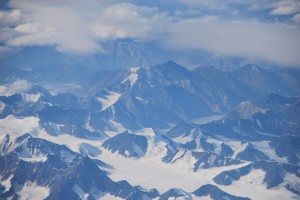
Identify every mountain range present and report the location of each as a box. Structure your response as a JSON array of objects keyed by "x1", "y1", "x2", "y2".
[{"x1": 0, "y1": 60, "x2": 299, "y2": 199}]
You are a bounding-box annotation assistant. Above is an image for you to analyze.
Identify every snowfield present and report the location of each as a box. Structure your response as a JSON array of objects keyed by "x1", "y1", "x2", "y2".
[
  {"x1": 96, "y1": 91, "x2": 122, "y2": 111},
  {"x1": 15, "y1": 181, "x2": 50, "y2": 200},
  {"x1": 0, "y1": 115, "x2": 299, "y2": 199}
]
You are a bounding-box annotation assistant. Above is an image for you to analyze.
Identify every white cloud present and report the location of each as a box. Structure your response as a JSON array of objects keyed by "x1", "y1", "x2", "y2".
[
  {"x1": 175, "y1": 0, "x2": 277, "y2": 11},
  {"x1": 0, "y1": 9, "x2": 23, "y2": 26},
  {"x1": 0, "y1": 0, "x2": 300, "y2": 66},
  {"x1": 175, "y1": 0, "x2": 228, "y2": 10},
  {"x1": 293, "y1": 13, "x2": 300, "y2": 23},
  {"x1": 3, "y1": 0, "x2": 170, "y2": 53},
  {"x1": 7, "y1": 0, "x2": 102, "y2": 53},
  {"x1": 163, "y1": 18, "x2": 300, "y2": 66},
  {"x1": 0, "y1": 80, "x2": 31, "y2": 96},
  {"x1": 0, "y1": 27, "x2": 18, "y2": 42},
  {"x1": 175, "y1": 0, "x2": 300, "y2": 19},
  {"x1": 271, "y1": 0, "x2": 300, "y2": 15},
  {"x1": 14, "y1": 22, "x2": 54, "y2": 34},
  {"x1": 1, "y1": 1, "x2": 171, "y2": 53},
  {"x1": 91, "y1": 3, "x2": 171, "y2": 40},
  {"x1": 5, "y1": 22, "x2": 58, "y2": 47}
]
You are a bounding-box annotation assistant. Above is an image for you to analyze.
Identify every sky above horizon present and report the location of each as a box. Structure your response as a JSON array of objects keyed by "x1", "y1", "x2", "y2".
[{"x1": 0, "y1": 0, "x2": 300, "y2": 67}]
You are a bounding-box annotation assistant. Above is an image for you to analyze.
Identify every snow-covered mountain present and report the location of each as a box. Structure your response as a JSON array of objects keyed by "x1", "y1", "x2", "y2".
[{"x1": 0, "y1": 61, "x2": 299, "y2": 199}]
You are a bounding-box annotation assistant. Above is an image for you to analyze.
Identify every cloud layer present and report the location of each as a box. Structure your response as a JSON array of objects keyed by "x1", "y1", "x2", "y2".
[
  {"x1": 0, "y1": 0, "x2": 300, "y2": 66},
  {"x1": 164, "y1": 18, "x2": 300, "y2": 66},
  {"x1": 0, "y1": 80, "x2": 31, "y2": 96}
]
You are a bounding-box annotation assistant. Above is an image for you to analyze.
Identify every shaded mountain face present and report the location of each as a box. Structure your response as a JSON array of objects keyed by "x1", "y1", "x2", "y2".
[
  {"x1": 1, "y1": 60, "x2": 300, "y2": 199},
  {"x1": 193, "y1": 184, "x2": 251, "y2": 200},
  {"x1": 0, "y1": 134, "x2": 158, "y2": 200},
  {"x1": 1, "y1": 63, "x2": 299, "y2": 132},
  {"x1": 199, "y1": 94, "x2": 300, "y2": 141},
  {"x1": 82, "y1": 62, "x2": 299, "y2": 130},
  {"x1": 102, "y1": 131, "x2": 148, "y2": 158}
]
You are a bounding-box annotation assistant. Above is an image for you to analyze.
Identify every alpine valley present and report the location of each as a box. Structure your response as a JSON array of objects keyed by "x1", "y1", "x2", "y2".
[{"x1": 0, "y1": 58, "x2": 300, "y2": 200}]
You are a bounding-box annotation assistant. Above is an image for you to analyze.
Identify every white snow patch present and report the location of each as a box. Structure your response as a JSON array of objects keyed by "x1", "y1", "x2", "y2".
[
  {"x1": 22, "y1": 93, "x2": 41, "y2": 103},
  {"x1": 218, "y1": 169, "x2": 298, "y2": 200},
  {"x1": 100, "y1": 194, "x2": 123, "y2": 200},
  {"x1": 96, "y1": 91, "x2": 122, "y2": 111},
  {"x1": 85, "y1": 114, "x2": 95, "y2": 132},
  {"x1": 235, "y1": 101, "x2": 266, "y2": 119},
  {"x1": 20, "y1": 156, "x2": 47, "y2": 163},
  {"x1": 122, "y1": 67, "x2": 139, "y2": 87},
  {"x1": 38, "y1": 131, "x2": 102, "y2": 154},
  {"x1": 224, "y1": 140, "x2": 248, "y2": 159},
  {"x1": 169, "y1": 151, "x2": 197, "y2": 172},
  {"x1": 0, "y1": 115, "x2": 102, "y2": 155},
  {"x1": 206, "y1": 138, "x2": 223, "y2": 154},
  {"x1": 256, "y1": 119, "x2": 263, "y2": 129},
  {"x1": 173, "y1": 134, "x2": 195, "y2": 144},
  {"x1": 192, "y1": 195, "x2": 213, "y2": 200},
  {"x1": 128, "y1": 73, "x2": 138, "y2": 86},
  {"x1": 104, "y1": 120, "x2": 126, "y2": 137},
  {"x1": 132, "y1": 143, "x2": 145, "y2": 157},
  {"x1": 88, "y1": 188, "x2": 120, "y2": 200},
  {"x1": 60, "y1": 150, "x2": 76, "y2": 163},
  {"x1": 171, "y1": 150, "x2": 186, "y2": 162},
  {"x1": 190, "y1": 114, "x2": 224, "y2": 125},
  {"x1": 135, "y1": 96, "x2": 147, "y2": 103},
  {"x1": 0, "y1": 175, "x2": 13, "y2": 192},
  {"x1": 15, "y1": 181, "x2": 50, "y2": 200},
  {"x1": 132, "y1": 128, "x2": 156, "y2": 137},
  {"x1": 80, "y1": 143, "x2": 102, "y2": 157},
  {"x1": 145, "y1": 137, "x2": 168, "y2": 158},
  {"x1": 97, "y1": 147, "x2": 249, "y2": 193},
  {"x1": 130, "y1": 67, "x2": 140, "y2": 73},
  {"x1": 0, "y1": 115, "x2": 42, "y2": 137},
  {"x1": 251, "y1": 141, "x2": 288, "y2": 163},
  {"x1": 283, "y1": 173, "x2": 300, "y2": 192},
  {"x1": 73, "y1": 184, "x2": 89, "y2": 200},
  {"x1": 171, "y1": 188, "x2": 193, "y2": 199}
]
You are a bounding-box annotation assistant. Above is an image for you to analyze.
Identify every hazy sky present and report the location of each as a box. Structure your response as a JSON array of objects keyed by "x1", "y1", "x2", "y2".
[{"x1": 0, "y1": 0, "x2": 300, "y2": 66}]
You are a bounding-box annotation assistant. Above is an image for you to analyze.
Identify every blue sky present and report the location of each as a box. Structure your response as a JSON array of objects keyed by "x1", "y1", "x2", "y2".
[{"x1": 0, "y1": 0, "x2": 300, "y2": 66}]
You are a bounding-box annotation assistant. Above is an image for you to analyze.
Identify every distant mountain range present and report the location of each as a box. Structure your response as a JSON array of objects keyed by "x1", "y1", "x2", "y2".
[{"x1": 0, "y1": 60, "x2": 299, "y2": 199}]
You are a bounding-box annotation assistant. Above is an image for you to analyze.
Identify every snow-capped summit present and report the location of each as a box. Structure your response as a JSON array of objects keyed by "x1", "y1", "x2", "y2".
[{"x1": 227, "y1": 100, "x2": 265, "y2": 120}]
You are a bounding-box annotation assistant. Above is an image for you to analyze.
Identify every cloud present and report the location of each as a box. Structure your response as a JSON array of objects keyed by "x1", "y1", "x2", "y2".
[
  {"x1": 0, "y1": 80, "x2": 31, "y2": 96},
  {"x1": 174, "y1": 0, "x2": 300, "y2": 19},
  {"x1": 5, "y1": 22, "x2": 59, "y2": 48},
  {"x1": 91, "y1": 3, "x2": 171, "y2": 40},
  {"x1": 6, "y1": 0, "x2": 102, "y2": 53},
  {"x1": 3, "y1": 0, "x2": 170, "y2": 53},
  {"x1": 0, "y1": 1, "x2": 172, "y2": 53},
  {"x1": 175, "y1": 0, "x2": 277, "y2": 11},
  {"x1": 0, "y1": 27, "x2": 18, "y2": 42},
  {"x1": 293, "y1": 13, "x2": 300, "y2": 23},
  {"x1": 163, "y1": 17, "x2": 300, "y2": 66},
  {"x1": 0, "y1": 0, "x2": 300, "y2": 66},
  {"x1": 270, "y1": 0, "x2": 300, "y2": 15},
  {"x1": 0, "y1": 9, "x2": 23, "y2": 26}
]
